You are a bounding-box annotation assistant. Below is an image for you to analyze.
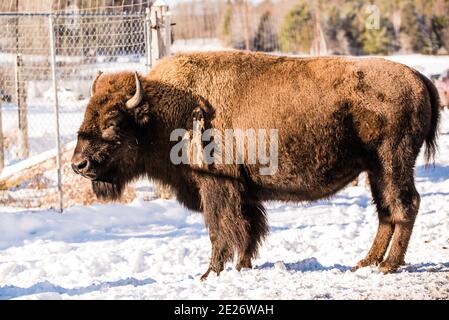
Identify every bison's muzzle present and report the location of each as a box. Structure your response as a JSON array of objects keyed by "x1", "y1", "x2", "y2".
[
  {"x1": 71, "y1": 154, "x2": 97, "y2": 180},
  {"x1": 72, "y1": 153, "x2": 124, "y2": 201}
]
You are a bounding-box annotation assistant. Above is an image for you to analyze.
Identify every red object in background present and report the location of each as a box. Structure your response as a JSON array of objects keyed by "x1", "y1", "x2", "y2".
[{"x1": 434, "y1": 70, "x2": 449, "y2": 108}]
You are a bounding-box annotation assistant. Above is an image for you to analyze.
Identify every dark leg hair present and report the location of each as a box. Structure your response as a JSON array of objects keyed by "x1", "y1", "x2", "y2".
[
  {"x1": 354, "y1": 171, "x2": 394, "y2": 270},
  {"x1": 199, "y1": 177, "x2": 251, "y2": 280},
  {"x1": 377, "y1": 135, "x2": 421, "y2": 272},
  {"x1": 200, "y1": 227, "x2": 233, "y2": 281},
  {"x1": 236, "y1": 201, "x2": 269, "y2": 271},
  {"x1": 378, "y1": 176, "x2": 420, "y2": 273},
  {"x1": 363, "y1": 135, "x2": 421, "y2": 273}
]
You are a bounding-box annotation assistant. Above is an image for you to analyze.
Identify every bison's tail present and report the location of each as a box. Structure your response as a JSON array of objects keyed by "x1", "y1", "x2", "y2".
[{"x1": 418, "y1": 71, "x2": 441, "y2": 164}]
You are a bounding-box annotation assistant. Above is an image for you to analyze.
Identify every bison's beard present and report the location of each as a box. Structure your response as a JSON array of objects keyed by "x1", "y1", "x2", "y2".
[{"x1": 92, "y1": 180, "x2": 124, "y2": 201}]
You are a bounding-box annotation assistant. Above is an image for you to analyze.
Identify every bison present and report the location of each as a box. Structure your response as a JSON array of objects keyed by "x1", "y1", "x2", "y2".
[{"x1": 72, "y1": 51, "x2": 439, "y2": 279}]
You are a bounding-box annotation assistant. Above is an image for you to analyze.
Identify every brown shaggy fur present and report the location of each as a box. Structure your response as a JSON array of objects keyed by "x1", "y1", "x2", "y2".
[{"x1": 72, "y1": 51, "x2": 440, "y2": 278}]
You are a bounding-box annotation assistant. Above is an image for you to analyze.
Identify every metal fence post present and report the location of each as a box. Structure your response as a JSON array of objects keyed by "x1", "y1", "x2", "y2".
[
  {"x1": 15, "y1": 53, "x2": 29, "y2": 159},
  {"x1": 163, "y1": 9, "x2": 171, "y2": 57},
  {"x1": 150, "y1": 4, "x2": 161, "y2": 67},
  {"x1": 151, "y1": 0, "x2": 171, "y2": 67},
  {"x1": 151, "y1": 2, "x2": 174, "y2": 200},
  {"x1": 14, "y1": 12, "x2": 29, "y2": 159},
  {"x1": 145, "y1": 7, "x2": 152, "y2": 73},
  {"x1": 48, "y1": 14, "x2": 63, "y2": 213}
]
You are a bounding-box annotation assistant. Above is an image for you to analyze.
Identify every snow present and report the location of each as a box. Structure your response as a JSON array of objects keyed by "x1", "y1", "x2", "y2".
[
  {"x1": 0, "y1": 110, "x2": 448, "y2": 300},
  {"x1": 385, "y1": 54, "x2": 449, "y2": 77},
  {"x1": 1, "y1": 53, "x2": 449, "y2": 300},
  {"x1": 171, "y1": 38, "x2": 226, "y2": 53}
]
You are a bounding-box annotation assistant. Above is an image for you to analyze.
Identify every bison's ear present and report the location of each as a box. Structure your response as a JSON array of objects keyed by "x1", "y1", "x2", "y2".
[
  {"x1": 102, "y1": 125, "x2": 119, "y2": 141},
  {"x1": 130, "y1": 101, "x2": 151, "y2": 126}
]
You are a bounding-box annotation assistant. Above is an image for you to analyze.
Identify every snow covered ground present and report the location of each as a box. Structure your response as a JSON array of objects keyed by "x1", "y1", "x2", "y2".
[
  {"x1": 0, "y1": 112, "x2": 448, "y2": 300},
  {"x1": 0, "y1": 52, "x2": 449, "y2": 300}
]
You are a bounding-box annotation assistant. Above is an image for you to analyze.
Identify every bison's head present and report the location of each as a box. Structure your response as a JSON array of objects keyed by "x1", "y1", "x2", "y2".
[{"x1": 72, "y1": 71, "x2": 150, "y2": 200}]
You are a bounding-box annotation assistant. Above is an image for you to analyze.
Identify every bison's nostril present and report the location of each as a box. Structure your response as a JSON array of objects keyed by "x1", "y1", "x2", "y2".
[
  {"x1": 77, "y1": 160, "x2": 88, "y2": 170},
  {"x1": 72, "y1": 159, "x2": 90, "y2": 174}
]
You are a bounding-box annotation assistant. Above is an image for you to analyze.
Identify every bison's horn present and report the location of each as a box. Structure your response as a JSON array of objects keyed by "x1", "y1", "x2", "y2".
[
  {"x1": 126, "y1": 72, "x2": 144, "y2": 109},
  {"x1": 90, "y1": 71, "x2": 103, "y2": 97}
]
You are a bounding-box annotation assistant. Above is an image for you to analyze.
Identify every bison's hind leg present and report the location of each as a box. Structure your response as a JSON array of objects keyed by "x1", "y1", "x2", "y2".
[
  {"x1": 355, "y1": 136, "x2": 421, "y2": 273},
  {"x1": 378, "y1": 172, "x2": 420, "y2": 273},
  {"x1": 236, "y1": 201, "x2": 269, "y2": 271},
  {"x1": 353, "y1": 171, "x2": 394, "y2": 270}
]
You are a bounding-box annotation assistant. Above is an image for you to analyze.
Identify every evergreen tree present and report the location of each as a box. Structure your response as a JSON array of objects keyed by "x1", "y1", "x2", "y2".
[
  {"x1": 325, "y1": 6, "x2": 350, "y2": 54},
  {"x1": 360, "y1": 25, "x2": 390, "y2": 54},
  {"x1": 400, "y1": 1, "x2": 432, "y2": 53},
  {"x1": 360, "y1": 14, "x2": 395, "y2": 55},
  {"x1": 279, "y1": 4, "x2": 313, "y2": 54},
  {"x1": 253, "y1": 11, "x2": 279, "y2": 52},
  {"x1": 325, "y1": 6, "x2": 341, "y2": 44},
  {"x1": 338, "y1": 1, "x2": 365, "y2": 55},
  {"x1": 220, "y1": 0, "x2": 233, "y2": 47},
  {"x1": 442, "y1": 16, "x2": 449, "y2": 53},
  {"x1": 430, "y1": 14, "x2": 448, "y2": 53}
]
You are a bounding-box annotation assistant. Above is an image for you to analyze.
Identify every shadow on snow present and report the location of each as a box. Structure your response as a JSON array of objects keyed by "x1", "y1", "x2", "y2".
[
  {"x1": 0, "y1": 277, "x2": 156, "y2": 300},
  {"x1": 416, "y1": 164, "x2": 449, "y2": 183},
  {"x1": 256, "y1": 258, "x2": 449, "y2": 274}
]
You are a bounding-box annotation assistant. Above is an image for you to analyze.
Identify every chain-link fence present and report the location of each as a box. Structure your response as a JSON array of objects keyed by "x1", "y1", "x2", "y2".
[{"x1": 0, "y1": 8, "x2": 173, "y2": 210}]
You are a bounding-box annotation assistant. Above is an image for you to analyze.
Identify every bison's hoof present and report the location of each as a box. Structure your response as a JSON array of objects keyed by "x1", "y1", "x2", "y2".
[
  {"x1": 200, "y1": 270, "x2": 210, "y2": 282},
  {"x1": 200, "y1": 266, "x2": 223, "y2": 281},
  {"x1": 236, "y1": 260, "x2": 252, "y2": 272},
  {"x1": 378, "y1": 261, "x2": 400, "y2": 274},
  {"x1": 351, "y1": 258, "x2": 381, "y2": 272}
]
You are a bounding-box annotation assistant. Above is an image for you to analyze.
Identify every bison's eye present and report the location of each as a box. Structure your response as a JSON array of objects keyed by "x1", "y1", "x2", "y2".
[{"x1": 102, "y1": 124, "x2": 119, "y2": 141}]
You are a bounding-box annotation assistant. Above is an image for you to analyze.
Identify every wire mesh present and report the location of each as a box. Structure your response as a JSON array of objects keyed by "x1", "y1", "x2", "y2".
[{"x1": 0, "y1": 12, "x2": 148, "y2": 209}]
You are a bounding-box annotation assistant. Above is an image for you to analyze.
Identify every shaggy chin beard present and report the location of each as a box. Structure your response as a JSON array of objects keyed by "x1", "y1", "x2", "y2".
[{"x1": 92, "y1": 180, "x2": 124, "y2": 201}]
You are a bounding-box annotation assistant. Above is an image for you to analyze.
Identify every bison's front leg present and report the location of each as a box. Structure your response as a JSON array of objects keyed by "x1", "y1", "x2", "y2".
[
  {"x1": 236, "y1": 201, "x2": 269, "y2": 271},
  {"x1": 199, "y1": 178, "x2": 250, "y2": 280},
  {"x1": 200, "y1": 231, "x2": 233, "y2": 281}
]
